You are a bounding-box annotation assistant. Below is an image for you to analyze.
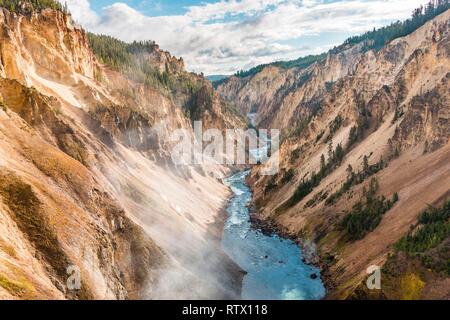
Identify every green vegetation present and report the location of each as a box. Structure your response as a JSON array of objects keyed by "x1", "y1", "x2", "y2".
[
  {"x1": 328, "y1": 115, "x2": 343, "y2": 138},
  {"x1": 0, "y1": 0, "x2": 67, "y2": 14},
  {"x1": 337, "y1": 0, "x2": 450, "y2": 52},
  {"x1": 341, "y1": 177, "x2": 399, "y2": 240},
  {"x1": 290, "y1": 148, "x2": 301, "y2": 163},
  {"x1": 400, "y1": 273, "x2": 425, "y2": 300},
  {"x1": 279, "y1": 141, "x2": 345, "y2": 210},
  {"x1": 88, "y1": 33, "x2": 135, "y2": 70},
  {"x1": 305, "y1": 190, "x2": 328, "y2": 209},
  {"x1": 88, "y1": 34, "x2": 202, "y2": 96},
  {"x1": 0, "y1": 273, "x2": 33, "y2": 296},
  {"x1": 87, "y1": 34, "x2": 175, "y2": 89},
  {"x1": 0, "y1": 173, "x2": 69, "y2": 279},
  {"x1": 281, "y1": 168, "x2": 296, "y2": 184},
  {"x1": 234, "y1": 53, "x2": 327, "y2": 78},
  {"x1": 325, "y1": 155, "x2": 386, "y2": 205},
  {"x1": 347, "y1": 126, "x2": 360, "y2": 148},
  {"x1": 395, "y1": 200, "x2": 450, "y2": 275}
]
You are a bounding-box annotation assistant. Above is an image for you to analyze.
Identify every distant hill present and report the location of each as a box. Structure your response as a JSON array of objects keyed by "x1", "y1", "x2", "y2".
[
  {"x1": 233, "y1": 0, "x2": 450, "y2": 79},
  {"x1": 206, "y1": 75, "x2": 230, "y2": 82}
]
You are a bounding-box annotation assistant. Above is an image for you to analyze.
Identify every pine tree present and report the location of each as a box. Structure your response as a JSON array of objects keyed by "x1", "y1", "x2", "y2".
[
  {"x1": 320, "y1": 154, "x2": 326, "y2": 175},
  {"x1": 334, "y1": 143, "x2": 344, "y2": 164},
  {"x1": 392, "y1": 192, "x2": 399, "y2": 203},
  {"x1": 363, "y1": 155, "x2": 369, "y2": 174},
  {"x1": 346, "y1": 164, "x2": 354, "y2": 180},
  {"x1": 0, "y1": 0, "x2": 65, "y2": 14},
  {"x1": 327, "y1": 141, "x2": 334, "y2": 163}
]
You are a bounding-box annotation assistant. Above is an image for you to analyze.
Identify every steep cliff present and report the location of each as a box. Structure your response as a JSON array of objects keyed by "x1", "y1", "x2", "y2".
[
  {"x1": 0, "y1": 5, "x2": 244, "y2": 300},
  {"x1": 218, "y1": 9, "x2": 450, "y2": 299}
]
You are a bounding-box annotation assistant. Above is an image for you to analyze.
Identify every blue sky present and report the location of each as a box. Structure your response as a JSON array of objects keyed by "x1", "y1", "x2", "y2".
[
  {"x1": 66, "y1": 0, "x2": 430, "y2": 75},
  {"x1": 89, "y1": 1, "x2": 202, "y2": 16}
]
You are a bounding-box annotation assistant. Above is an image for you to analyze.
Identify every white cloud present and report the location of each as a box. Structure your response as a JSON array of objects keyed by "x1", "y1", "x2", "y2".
[
  {"x1": 65, "y1": 0, "x2": 430, "y2": 75},
  {"x1": 65, "y1": 0, "x2": 99, "y2": 27},
  {"x1": 186, "y1": 0, "x2": 287, "y2": 21}
]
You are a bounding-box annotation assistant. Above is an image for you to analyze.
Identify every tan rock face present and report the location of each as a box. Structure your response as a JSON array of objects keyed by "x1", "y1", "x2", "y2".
[
  {"x1": 138, "y1": 42, "x2": 186, "y2": 75},
  {"x1": 0, "y1": 7, "x2": 244, "y2": 300},
  {"x1": 218, "y1": 10, "x2": 450, "y2": 299},
  {"x1": 0, "y1": 9, "x2": 94, "y2": 84}
]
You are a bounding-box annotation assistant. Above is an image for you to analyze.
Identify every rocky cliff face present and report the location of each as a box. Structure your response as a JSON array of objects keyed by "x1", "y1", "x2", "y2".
[
  {"x1": 218, "y1": 10, "x2": 450, "y2": 299},
  {"x1": 0, "y1": 7, "x2": 244, "y2": 300}
]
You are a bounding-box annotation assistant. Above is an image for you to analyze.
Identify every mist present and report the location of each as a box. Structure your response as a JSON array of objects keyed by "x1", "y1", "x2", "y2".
[{"x1": 97, "y1": 126, "x2": 243, "y2": 300}]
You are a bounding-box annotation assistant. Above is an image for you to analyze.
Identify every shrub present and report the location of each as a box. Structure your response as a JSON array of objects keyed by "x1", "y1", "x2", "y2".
[
  {"x1": 341, "y1": 178, "x2": 399, "y2": 240},
  {"x1": 395, "y1": 200, "x2": 450, "y2": 274},
  {"x1": 281, "y1": 142, "x2": 351, "y2": 209},
  {"x1": 326, "y1": 156, "x2": 387, "y2": 206}
]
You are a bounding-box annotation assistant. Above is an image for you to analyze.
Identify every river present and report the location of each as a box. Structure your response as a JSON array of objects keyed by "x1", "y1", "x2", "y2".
[{"x1": 222, "y1": 170, "x2": 326, "y2": 300}]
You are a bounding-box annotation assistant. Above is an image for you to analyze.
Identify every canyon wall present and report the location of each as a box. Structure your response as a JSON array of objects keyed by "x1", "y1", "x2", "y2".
[
  {"x1": 218, "y1": 9, "x2": 450, "y2": 299},
  {"x1": 0, "y1": 7, "x2": 244, "y2": 299}
]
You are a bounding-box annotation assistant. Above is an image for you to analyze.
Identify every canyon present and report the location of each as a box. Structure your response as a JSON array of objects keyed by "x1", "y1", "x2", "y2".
[
  {"x1": 218, "y1": 7, "x2": 450, "y2": 299},
  {"x1": 0, "y1": 1, "x2": 449, "y2": 300}
]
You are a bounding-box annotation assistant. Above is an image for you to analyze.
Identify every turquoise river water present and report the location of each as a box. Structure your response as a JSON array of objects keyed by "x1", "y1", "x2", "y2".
[{"x1": 222, "y1": 170, "x2": 326, "y2": 300}]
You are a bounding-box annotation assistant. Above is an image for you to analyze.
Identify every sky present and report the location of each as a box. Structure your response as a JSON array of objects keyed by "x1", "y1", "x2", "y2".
[{"x1": 65, "y1": 0, "x2": 430, "y2": 75}]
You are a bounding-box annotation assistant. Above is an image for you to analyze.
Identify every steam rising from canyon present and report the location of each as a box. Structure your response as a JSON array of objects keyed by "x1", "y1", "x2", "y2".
[{"x1": 98, "y1": 122, "x2": 242, "y2": 299}]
